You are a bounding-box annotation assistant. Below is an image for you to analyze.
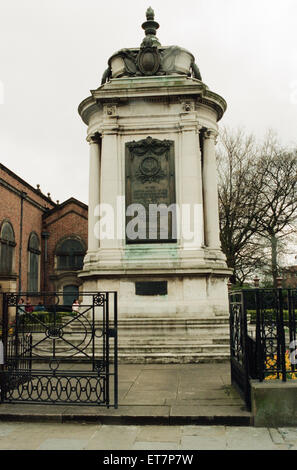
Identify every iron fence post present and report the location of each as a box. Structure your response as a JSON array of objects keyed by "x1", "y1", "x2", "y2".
[
  {"x1": 277, "y1": 286, "x2": 286, "y2": 381},
  {"x1": 114, "y1": 291, "x2": 118, "y2": 409},
  {"x1": 229, "y1": 291, "x2": 236, "y2": 392},
  {"x1": 1, "y1": 293, "x2": 9, "y2": 403},
  {"x1": 106, "y1": 292, "x2": 110, "y2": 408},
  {"x1": 288, "y1": 289, "x2": 296, "y2": 373},
  {"x1": 255, "y1": 286, "x2": 264, "y2": 382},
  {"x1": 242, "y1": 290, "x2": 251, "y2": 409},
  {"x1": 0, "y1": 294, "x2": 3, "y2": 403},
  {"x1": 228, "y1": 290, "x2": 234, "y2": 386},
  {"x1": 92, "y1": 295, "x2": 95, "y2": 372}
]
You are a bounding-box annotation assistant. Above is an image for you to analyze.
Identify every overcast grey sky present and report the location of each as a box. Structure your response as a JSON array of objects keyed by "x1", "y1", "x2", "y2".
[{"x1": 0, "y1": 0, "x2": 296, "y2": 205}]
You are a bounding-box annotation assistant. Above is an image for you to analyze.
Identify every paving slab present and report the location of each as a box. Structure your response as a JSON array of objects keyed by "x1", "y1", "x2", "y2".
[
  {"x1": 177, "y1": 390, "x2": 236, "y2": 400},
  {"x1": 225, "y1": 426, "x2": 279, "y2": 450},
  {"x1": 0, "y1": 422, "x2": 20, "y2": 437},
  {"x1": 180, "y1": 425, "x2": 227, "y2": 450},
  {"x1": 85, "y1": 424, "x2": 139, "y2": 450},
  {"x1": 0, "y1": 363, "x2": 252, "y2": 425},
  {"x1": 122, "y1": 390, "x2": 177, "y2": 405},
  {"x1": 268, "y1": 428, "x2": 286, "y2": 445},
  {"x1": 0, "y1": 422, "x2": 294, "y2": 450},
  {"x1": 135, "y1": 425, "x2": 182, "y2": 443},
  {"x1": 132, "y1": 441, "x2": 179, "y2": 450},
  {"x1": 278, "y1": 428, "x2": 297, "y2": 444},
  {"x1": 180, "y1": 435, "x2": 227, "y2": 450},
  {"x1": 37, "y1": 438, "x2": 88, "y2": 450}
]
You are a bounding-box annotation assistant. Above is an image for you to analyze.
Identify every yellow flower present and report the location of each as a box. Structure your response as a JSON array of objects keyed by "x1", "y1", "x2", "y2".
[{"x1": 264, "y1": 351, "x2": 297, "y2": 380}]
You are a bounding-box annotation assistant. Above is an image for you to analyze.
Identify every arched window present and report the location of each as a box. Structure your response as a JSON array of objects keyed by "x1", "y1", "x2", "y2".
[
  {"x1": 28, "y1": 232, "x2": 40, "y2": 292},
  {"x1": 56, "y1": 238, "x2": 85, "y2": 271},
  {"x1": 0, "y1": 221, "x2": 16, "y2": 274}
]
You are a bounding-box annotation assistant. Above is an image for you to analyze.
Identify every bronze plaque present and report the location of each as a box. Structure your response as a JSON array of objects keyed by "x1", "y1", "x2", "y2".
[
  {"x1": 125, "y1": 136, "x2": 176, "y2": 243},
  {"x1": 135, "y1": 281, "x2": 168, "y2": 296}
]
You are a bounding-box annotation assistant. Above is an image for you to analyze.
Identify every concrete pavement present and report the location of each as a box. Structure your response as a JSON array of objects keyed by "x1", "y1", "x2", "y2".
[
  {"x1": 0, "y1": 421, "x2": 297, "y2": 450},
  {"x1": 1, "y1": 363, "x2": 297, "y2": 451},
  {"x1": 0, "y1": 362, "x2": 251, "y2": 425}
]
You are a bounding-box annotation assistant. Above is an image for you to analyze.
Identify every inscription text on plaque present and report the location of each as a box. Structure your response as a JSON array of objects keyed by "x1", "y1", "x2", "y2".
[{"x1": 125, "y1": 136, "x2": 176, "y2": 243}]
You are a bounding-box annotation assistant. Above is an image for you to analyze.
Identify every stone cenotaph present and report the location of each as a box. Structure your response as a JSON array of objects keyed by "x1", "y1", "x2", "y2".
[{"x1": 78, "y1": 9, "x2": 231, "y2": 362}]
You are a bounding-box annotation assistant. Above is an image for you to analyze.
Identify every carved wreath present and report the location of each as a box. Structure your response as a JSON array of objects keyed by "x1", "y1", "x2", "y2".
[{"x1": 135, "y1": 156, "x2": 166, "y2": 183}]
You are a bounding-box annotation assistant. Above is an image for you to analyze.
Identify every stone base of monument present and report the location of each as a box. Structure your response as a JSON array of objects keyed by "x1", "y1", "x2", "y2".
[
  {"x1": 113, "y1": 315, "x2": 230, "y2": 364},
  {"x1": 33, "y1": 316, "x2": 230, "y2": 364},
  {"x1": 78, "y1": 272, "x2": 231, "y2": 363},
  {"x1": 82, "y1": 268, "x2": 230, "y2": 314}
]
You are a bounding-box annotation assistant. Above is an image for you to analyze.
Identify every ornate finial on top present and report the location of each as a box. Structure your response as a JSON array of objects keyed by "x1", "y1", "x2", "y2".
[
  {"x1": 141, "y1": 7, "x2": 160, "y2": 47},
  {"x1": 146, "y1": 7, "x2": 154, "y2": 20}
]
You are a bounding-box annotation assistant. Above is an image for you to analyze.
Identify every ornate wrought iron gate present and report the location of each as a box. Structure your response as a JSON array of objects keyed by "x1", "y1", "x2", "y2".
[
  {"x1": 229, "y1": 287, "x2": 297, "y2": 411},
  {"x1": 0, "y1": 292, "x2": 118, "y2": 407},
  {"x1": 229, "y1": 290, "x2": 252, "y2": 410}
]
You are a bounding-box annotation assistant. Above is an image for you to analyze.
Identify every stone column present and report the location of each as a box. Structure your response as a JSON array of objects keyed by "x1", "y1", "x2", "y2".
[
  {"x1": 202, "y1": 129, "x2": 221, "y2": 249},
  {"x1": 180, "y1": 124, "x2": 204, "y2": 249},
  {"x1": 88, "y1": 133, "x2": 101, "y2": 252},
  {"x1": 100, "y1": 129, "x2": 120, "y2": 249}
]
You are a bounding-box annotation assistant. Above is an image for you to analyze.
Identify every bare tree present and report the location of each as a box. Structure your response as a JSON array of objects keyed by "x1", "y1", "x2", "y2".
[
  {"x1": 217, "y1": 127, "x2": 297, "y2": 286},
  {"x1": 255, "y1": 135, "x2": 297, "y2": 286},
  {"x1": 217, "y1": 127, "x2": 266, "y2": 284}
]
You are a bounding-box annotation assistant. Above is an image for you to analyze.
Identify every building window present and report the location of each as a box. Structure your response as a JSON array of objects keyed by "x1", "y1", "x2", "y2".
[
  {"x1": 56, "y1": 238, "x2": 85, "y2": 271},
  {"x1": 0, "y1": 221, "x2": 16, "y2": 274},
  {"x1": 28, "y1": 232, "x2": 40, "y2": 292}
]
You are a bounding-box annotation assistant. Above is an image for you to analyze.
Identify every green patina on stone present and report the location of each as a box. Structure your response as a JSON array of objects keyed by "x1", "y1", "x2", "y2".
[{"x1": 124, "y1": 244, "x2": 178, "y2": 261}]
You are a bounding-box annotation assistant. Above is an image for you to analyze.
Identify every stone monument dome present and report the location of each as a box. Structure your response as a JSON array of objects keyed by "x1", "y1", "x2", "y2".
[{"x1": 101, "y1": 7, "x2": 202, "y2": 84}]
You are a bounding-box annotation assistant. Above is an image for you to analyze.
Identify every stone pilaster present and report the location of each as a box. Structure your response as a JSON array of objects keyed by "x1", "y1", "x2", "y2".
[
  {"x1": 180, "y1": 123, "x2": 204, "y2": 248},
  {"x1": 99, "y1": 129, "x2": 121, "y2": 250},
  {"x1": 202, "y1": 129, "x2": 221, "y2": 250},
  {"x1": 87, "y1": 133, "x2": 101, "y2": 252}
]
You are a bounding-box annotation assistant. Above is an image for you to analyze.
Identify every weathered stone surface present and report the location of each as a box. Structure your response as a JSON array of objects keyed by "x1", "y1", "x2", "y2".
[
  {"x1": 251, "y1": 380, "x2": 297, "y2": 427},
  {"x1": 85, "y1": 424, "x2": 139, "y2": 450},
  {"x1": 0, "y1": 421, "x2": 294, "y2": 450}
]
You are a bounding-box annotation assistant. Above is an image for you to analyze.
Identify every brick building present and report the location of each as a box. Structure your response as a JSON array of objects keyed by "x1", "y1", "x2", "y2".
[
  {"x1": 0, "y1": 163, "x2": 88, "y2": 305},
  {"x1": 282, "y1": 265, "x2": 297, "y2": 289}
]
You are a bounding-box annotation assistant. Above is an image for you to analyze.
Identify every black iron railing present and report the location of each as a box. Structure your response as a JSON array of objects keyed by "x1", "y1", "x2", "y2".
[
  {"x1": 0, "y1": 291, "x2": 118, "y2": 407},
  {"x1": 229, "y1": 287, "x2": 297, "y2": 410}
]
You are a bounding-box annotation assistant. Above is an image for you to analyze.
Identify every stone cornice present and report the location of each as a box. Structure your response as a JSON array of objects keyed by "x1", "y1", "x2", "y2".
[
  {"x1": 78, "y1": 77, "x2": 226, "y2": 125},
  {"x1": 196, "y1": 91, "x2": 227, "y2": 121},
  {"x1": 92, "y1": 76, "x2": 207, "y2": 100},
  {"x1": 78, "y1": 96, "x2": 101, "y2": 125},
  {"x1": 78, "y1": 266, "x2": 231, "y2": 278}
]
